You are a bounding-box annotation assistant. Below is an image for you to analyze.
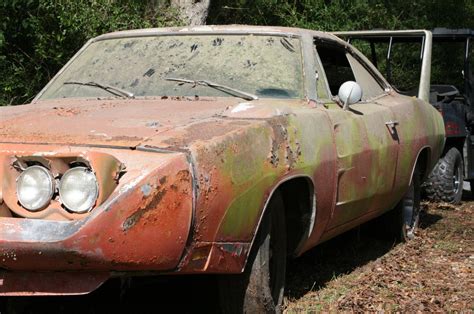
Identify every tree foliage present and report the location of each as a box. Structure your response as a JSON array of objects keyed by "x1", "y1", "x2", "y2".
[
  {"x1": 0, "y1": 0, "x2": 181, "y2": 105},
  {"x1": 209, "y1": 0, "x2": 474, "y2": 31},
  {"x1": 1, "y1": 0, "x2": 473, "y2": 105}
]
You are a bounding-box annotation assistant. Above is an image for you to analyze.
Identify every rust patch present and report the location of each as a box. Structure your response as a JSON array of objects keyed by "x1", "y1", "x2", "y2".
[
  {"x1": 121, "y1": 171, "x2": 189, "y2": 231},
  {"x1": 163, "y1": 120, "x2": 250, "y2": 148},
  {"x1": 268, "y1": 117, "x2": 289, "y2": 167},
  {"x1": 159, "y1": 176, "x2": 168, "y2": 185},
  {"x1": 285, "y1": 129, "x2": 301, "y2": 170},
  {"x1": 122, "y1": 187, "x2": 168, "y2": 231},
  {"x1": 53, "y1": 106, "x2": 84, "y2": 117}
]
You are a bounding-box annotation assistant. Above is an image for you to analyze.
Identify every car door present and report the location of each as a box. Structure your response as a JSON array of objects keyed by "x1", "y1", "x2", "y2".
[{"x1": 314, "y1": 40, "x2": 400, "y2": 229}]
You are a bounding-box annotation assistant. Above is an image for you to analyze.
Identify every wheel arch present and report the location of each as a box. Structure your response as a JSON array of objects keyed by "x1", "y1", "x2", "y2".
[
  {"x1": 251, "y1": 175, "x2": 316, "y2": 259},
  {"x1": 411, "y1": 146, "x2": 432, "y2": 185}
]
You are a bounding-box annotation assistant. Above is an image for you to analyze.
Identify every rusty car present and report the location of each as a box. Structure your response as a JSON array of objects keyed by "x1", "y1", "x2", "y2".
[{"x1": 0, "y1": 26, "x2": 444, "y2": 312}]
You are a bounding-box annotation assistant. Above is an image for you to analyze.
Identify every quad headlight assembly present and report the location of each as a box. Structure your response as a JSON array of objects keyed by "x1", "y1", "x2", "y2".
[{"x1": 16, "y1": 165, "x2": 99, "y2": 213}]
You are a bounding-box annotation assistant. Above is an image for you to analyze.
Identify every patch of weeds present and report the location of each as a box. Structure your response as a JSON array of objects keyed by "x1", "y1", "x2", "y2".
[{"x1": 434, "y1": 240, "x2": 462, "y2": 253}]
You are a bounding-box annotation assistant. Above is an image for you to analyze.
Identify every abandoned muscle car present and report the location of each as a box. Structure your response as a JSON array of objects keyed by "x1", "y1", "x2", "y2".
[{"x1": 0, "y1": 26, "x2": 444, "y2": 312}]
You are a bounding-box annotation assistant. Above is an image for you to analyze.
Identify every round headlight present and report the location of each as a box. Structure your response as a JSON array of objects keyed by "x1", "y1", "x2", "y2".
[
  {"x1": 59, "y1": 167, "x2": 99, "y2": 213},
  {"x1": 16, "y1": 165, "x2": 55, "y2": 211}
]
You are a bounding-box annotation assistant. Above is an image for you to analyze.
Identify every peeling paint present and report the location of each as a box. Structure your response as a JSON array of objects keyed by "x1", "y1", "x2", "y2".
[
  {"x1": 141, "y1": 184, "x2": 152, "y2": 197},
  {"x1": 119, "y1": 171, "x2": 148, "y2": 194},
  {"x1": 231, "y1": 103, "x2": 254, "y2": 113}
]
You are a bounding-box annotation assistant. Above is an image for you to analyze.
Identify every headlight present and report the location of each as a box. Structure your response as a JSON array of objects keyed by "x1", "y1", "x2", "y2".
[
  {"x1": 59, "y1": 167, "x2": 99, "y2": 213},
  {"x1": 16, "y1": 165, "x2": 55, "y2": 211}
]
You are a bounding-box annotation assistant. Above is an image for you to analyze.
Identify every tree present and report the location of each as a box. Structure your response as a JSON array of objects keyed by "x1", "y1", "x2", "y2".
[{"x1": 171, "y1": 0, "x2": 211, "y2": 25}]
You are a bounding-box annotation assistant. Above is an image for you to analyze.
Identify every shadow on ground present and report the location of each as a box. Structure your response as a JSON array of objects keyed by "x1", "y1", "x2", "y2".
[
  {"x1": 2, "y1": 226, "x2": 404, "y2": 313},
  {"x1": 284, "y1": 222, "x2": 397, "y2": 301},
  {"x1": 1, "y1": 275, "x2": 221, "y2": 314}
]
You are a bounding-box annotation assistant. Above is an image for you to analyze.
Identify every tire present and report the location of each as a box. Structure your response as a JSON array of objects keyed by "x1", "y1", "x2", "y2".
[
  {"x1": 423, "y1": 147, "x2": 463, "y2": 204},
  {"x1": 218, "y1": 191, "x2": 287, "y2": 314},
  {"x1": 378, "y1": 166, "x2": 421, "y2": 242}
]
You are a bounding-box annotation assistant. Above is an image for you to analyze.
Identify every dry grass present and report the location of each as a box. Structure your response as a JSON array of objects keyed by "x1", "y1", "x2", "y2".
[{"x1": 284, "y1": 201, "x2": 474, "y2": 312}]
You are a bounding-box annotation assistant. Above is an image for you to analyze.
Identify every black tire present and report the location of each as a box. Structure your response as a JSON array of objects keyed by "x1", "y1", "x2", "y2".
[
  {"x1": 218, "y1": 191, "x2": 287, "y2": 314},
  {"x1": 378, "y1": 167, "x2": 421, "y2": 242},
  {"x1": 423, "y1": 147, "x2": 463, "y2": 204}
]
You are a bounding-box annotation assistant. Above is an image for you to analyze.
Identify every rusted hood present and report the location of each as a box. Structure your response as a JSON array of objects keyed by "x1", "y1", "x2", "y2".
[
  {"x1": 0, "y1": 98, "x2": 243, "y2": 148},
  {"x1": 0, "y1": 98, "x2": 303, "y2": 149}
]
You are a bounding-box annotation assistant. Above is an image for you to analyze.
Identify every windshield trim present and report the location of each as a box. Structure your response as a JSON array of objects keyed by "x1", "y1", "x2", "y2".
[{"x1": 93, "y1": 29, "x2": 302, "y2": 43}]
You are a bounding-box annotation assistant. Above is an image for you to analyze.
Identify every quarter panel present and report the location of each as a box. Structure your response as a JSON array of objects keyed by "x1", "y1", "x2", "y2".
[{"x1": 172, "y1": 106, "x2": 338, "y2": 271}]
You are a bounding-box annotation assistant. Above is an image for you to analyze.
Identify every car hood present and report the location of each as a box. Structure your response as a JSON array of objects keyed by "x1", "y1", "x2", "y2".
[{"x1": 0, "y1": 98, "x2": 245, "y2": 148}]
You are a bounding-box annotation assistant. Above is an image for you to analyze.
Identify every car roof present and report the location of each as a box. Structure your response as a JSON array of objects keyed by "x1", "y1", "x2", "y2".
[{"x1": 92, "y1": 25, "x2": 342, "y2": 43}]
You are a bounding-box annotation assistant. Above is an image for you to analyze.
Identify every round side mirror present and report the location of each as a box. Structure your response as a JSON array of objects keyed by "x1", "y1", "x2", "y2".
[{"x1": 338, "y1": 81, "x2": 362, "y2": 108}]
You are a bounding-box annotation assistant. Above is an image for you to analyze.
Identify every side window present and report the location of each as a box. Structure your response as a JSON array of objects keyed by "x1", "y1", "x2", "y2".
[
  {"x1": 316, "y1": 45, "x2": 355, "y2": 96},
  {"x1": 316, "y1": 43, "x2": 385, "y2": 101},
  {"x1": 346, "y1": 53, "x2": 385, "y2": 100}
]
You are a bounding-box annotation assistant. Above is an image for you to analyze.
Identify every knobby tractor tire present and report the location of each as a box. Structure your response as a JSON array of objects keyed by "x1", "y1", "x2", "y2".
[
  {"x1": 377, "y1": 166, "x2": 421, "y2": 242},
  {"x1": 423, "y1": 147, "x2": 463, "y2": 204},
  {"x1": 218, "y1": 191, "x2": 287, "y2": 314}
]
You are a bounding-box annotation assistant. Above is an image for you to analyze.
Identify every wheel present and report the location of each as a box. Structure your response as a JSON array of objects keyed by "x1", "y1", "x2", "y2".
[
  {"x1": 422, "y1": 147, "x2": 463, "y2": 204},
  {"x1": 399, "y1": 167, "x2": 421, "y2": 241},
  {"x1": 218, "y1": 191, "x2": 287, "y2": 314},
  {"x1": 378, "y1": 166, "x2": 421, "y2": 242}
]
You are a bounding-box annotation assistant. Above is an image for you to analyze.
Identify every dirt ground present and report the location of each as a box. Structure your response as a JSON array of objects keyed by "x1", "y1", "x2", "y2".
[
  {"x1": 285, "y1": 200, "x2": 473, "y2": 312},
  {"x1": 2, "y1": 199, "x2": 473, "y2": 313}
]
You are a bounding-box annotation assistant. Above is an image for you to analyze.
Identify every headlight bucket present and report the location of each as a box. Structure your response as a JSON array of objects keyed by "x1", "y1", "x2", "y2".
[
  {"x1": 16, "y1": 165, "x2": 55, "y2": 211},
  {"x1": 59, "y1": 166, "x2": 99, "y2": 213}
]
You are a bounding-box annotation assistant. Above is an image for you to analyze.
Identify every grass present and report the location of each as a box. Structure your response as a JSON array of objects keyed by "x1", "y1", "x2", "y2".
[{"x1": 284, "y1": 200, "x2": 474, "y2": 312}]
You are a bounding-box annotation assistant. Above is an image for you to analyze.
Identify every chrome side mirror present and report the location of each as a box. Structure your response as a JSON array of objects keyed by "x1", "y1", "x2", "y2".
[{"x1": 338, "y1": 81, "x2": 362, "y2": 110}]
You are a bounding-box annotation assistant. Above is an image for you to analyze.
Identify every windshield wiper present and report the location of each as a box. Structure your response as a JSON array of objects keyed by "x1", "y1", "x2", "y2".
[
  {"x1": 164, "y1": 77, "x2": 258, "y2": 101},
  {"x1": 64, "y1": 81, "x2": 134, "y2": 99}
]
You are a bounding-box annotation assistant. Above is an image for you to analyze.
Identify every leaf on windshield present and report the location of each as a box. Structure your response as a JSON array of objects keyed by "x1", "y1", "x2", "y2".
[{"x1": 280, "y1": 38, "x2": 295, "y2": 52}]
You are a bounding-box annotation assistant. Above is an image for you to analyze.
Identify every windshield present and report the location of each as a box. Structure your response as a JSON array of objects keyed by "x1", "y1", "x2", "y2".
[{"x1": 39, "y1": 34, "x2": 304, "y2": 100}]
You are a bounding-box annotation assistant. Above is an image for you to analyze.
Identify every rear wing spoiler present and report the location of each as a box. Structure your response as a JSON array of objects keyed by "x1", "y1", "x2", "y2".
[{"x1": 333, "y1": 30, "x2": 433, "y2": 103}]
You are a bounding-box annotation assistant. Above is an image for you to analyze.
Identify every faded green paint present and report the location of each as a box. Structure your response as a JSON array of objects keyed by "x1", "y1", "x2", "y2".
[
  {"x1": 216, "y1": 110, "x2": 338, "y2": 240},
  {"x1": 219, "y1": 174, "x2": 277, "y2": 239},
  {"x1": 221, "y1": 125, "x2": 272, "y2": 186}
]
